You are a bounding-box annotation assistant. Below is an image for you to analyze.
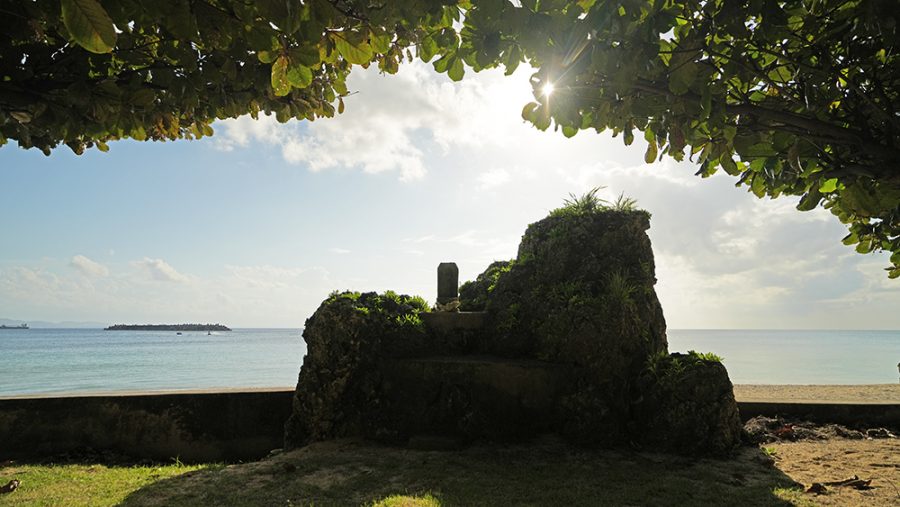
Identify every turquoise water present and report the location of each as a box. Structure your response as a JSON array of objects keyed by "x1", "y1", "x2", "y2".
[
  {"x1": 668, "y1": 329, "x2": 900, "y2": 385},
  {"x1": 0, "y1": 328, "x2": 305, "y2": 397},
  {"x1": 1, "y1": 328, "x2": 898, "y2": 397}
]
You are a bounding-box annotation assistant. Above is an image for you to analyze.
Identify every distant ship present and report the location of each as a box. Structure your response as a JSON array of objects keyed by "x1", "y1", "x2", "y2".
[{"x1": 0, "y1": 323, "x2": 29, "y2": 329}]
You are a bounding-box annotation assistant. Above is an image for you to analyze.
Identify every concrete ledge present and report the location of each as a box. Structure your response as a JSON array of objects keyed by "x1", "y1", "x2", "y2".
[
  {"x1": 420, "y1": 311, "x2": 487, "y2": 331},
  {"x1": 737, "y1": 401, "x2": 900, "y2": 429},
  {"x1": 0, "y1": 390, "x2": 294, "y2": 463}
]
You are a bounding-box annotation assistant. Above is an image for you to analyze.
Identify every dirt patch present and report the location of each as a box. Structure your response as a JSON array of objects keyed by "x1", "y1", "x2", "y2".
[{"x1": 770, "y1": 438, "x2": 900, "y2": 506}]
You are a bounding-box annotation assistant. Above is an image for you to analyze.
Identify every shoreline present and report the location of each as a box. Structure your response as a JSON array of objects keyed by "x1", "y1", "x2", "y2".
[
  {"x1": 0, "y1": 385, "x2": 295, "y2": 400},
  {"x1": 2, "y1": 384, "x2": 898, "y2": 403}
]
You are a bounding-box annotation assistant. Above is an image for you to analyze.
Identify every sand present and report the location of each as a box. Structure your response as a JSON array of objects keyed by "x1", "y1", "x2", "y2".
[
  {"x1": 734, "y1": 384, "x2": 900, "y2": 404},
  {"x1": 4, "y1": 384, "x2": 900, "y2": 402},
  {"x1": 0, "y1": 386, "x2": 295, "y2": 400}
]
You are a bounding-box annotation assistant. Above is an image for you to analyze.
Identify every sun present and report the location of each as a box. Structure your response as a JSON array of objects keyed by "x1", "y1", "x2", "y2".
[{"x1": 542, "y1": 82, "x2": 555, "y2": 97}]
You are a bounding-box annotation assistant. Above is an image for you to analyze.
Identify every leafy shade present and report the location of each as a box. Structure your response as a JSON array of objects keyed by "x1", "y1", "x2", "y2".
[
  {"x1": 2, "y1": 1, "x2": 898, "y2": 276},
  {"x1": 0, "y1": 0, "x2": 458, "y2": 153},
  {"x1": 444, "y1": 0, "x2": 899, "y2": 276}
]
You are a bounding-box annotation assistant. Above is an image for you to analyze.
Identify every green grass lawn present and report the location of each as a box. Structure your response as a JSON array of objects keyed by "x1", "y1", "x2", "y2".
[
  {"x1": 0, "y1": 462, "x2": 210, "y2": 507},
  {"x1": 1, "y1": 439, "x2": 811, "y2": 507}
]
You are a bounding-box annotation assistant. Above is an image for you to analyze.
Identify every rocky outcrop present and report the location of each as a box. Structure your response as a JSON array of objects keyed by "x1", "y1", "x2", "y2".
[
  {"x1": 284, "y1": 291, "x2": 431, "y2": 447},
  {"x1": 286, "y1": 202, "x2": 742, "y2": 456},
  {"x1": 485, "y1": 211, "x2": 667, "y2": 368},
  {"x1": 634, "y1": 352, "x2": 743, "y2": 455}
]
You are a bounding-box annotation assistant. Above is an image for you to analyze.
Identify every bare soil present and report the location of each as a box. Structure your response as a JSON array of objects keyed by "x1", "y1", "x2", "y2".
[{"x1": 770, "y1": 438, "x2": 900, "y2": 506}]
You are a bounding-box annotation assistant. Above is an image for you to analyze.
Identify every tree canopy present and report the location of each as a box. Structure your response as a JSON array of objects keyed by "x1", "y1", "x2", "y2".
[{"x1": 1, "y1": 0, "x2": 898, "y2": 276}]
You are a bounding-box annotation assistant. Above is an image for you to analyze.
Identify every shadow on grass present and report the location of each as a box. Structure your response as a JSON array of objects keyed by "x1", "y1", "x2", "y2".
[{"x1": 120, "y1": 437, "x2": 803, "y2": 506}]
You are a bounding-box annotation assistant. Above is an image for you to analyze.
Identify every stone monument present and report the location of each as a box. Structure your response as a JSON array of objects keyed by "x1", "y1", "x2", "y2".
[
  {"x1": 435, "y1": 262, "x2": 460, "y2": 312},
  {"x1": 284, "y1": 202, "x2": 742, "y2": 456}
]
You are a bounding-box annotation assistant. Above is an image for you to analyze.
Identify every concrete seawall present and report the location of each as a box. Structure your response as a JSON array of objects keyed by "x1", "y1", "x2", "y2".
[
  {"x1": 0, "y1": 389, "x2": 294, "y2": 462},
  {"x1": 0, "y1": 390, "x2": 896, "y2": 463}
]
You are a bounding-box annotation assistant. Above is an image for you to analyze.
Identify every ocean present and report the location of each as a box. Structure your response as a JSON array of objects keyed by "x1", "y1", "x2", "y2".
[
  {"x1": 1, "y1": 328, "x2": 898, "y2": 397},
  {"x1": 0, "y1": 328, "x2": 304, "y2": 398}
]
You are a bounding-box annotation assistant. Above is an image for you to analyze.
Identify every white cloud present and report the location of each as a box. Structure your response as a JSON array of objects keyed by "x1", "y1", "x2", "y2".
[
  {"x1": 329, "y1": 248, "x2": 351, "y2": 255},
  {"x1": 70, "y1": 255, "x2": 109, "y2": 277},
  {"x1": 132, "y1": 258, "x2": 189, "y2": 283},
  {"x1": 225, "y1": 264, "x2": 329, "y2": 290},
  {"x1": 476, "y1": 167, "x2": 512, "y2": 191},
  {"x1": 213, "y1": 62, "x2": 537, "y2": 181}
]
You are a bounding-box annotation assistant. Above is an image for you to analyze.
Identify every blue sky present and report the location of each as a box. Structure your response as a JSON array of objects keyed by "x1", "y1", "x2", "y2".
[{"x1": 1, "y1": 63, "x2": 898, "y2": 328}]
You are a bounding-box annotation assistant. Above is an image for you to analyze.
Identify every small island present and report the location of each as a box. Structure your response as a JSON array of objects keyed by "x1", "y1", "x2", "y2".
[{"x1": 104, "y1": 323, "x2": 231, "y2": 331}]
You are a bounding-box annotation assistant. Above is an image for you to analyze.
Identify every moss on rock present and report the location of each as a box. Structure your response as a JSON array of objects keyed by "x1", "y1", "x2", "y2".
[{"x1": 458, "y1": 260, "x2": 513, "y2": 311}]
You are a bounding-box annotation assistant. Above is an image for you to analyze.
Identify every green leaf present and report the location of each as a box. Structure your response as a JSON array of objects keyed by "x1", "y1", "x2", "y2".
[
  {"x1": 751, "y1": 174, "x2": 767, "y2": 197},
  {"x1": 256, "y1": 0, "x2": 306, "y2": 34},
  {"x1": 644, "y1": 142, "x2": 657, "y2": 163},
  {"x1": 767, "y1": 65, "x2": 793, "y2": 83},
  {"x1": 418, "y1": 36, "x2": 438, "y2": 62},
  {"x1": 131, "y1": 125, "x2": 147, "y2": 141},
  {"x1": 796, "y1": 188, "x2": 822, "y2": 211},
  {"x1": 562, "y1": 125, "x2": 578, "y2": 138},
  {"x1": 271, "y1": 55, "x2": 291, "y2": 96},
  {"x1": 448, "y1": 57, "x2": 465, "y2": 81},
  {"x1": 818, "y1": 178, "x2": 838, "y2": 193},
  {"x1": 720, "y1": 157, "x2": 739, "y2": 175},
  {"x1": 433, "y1": 53, "x2": 452, "y2": 73},
  {"x1": 286, "y1": 63, "x2": 313, "y2": 88},
  {"x1": 61, "y1": 0, "x2": 117, "y2": 53},
  {"x1": 668, "y1": 63, "x2": 696, "y2": 95},
  {"x1": 370, "y1": 31, "x2": 392, "y2": 54},
  {"x1": 257, "y1": 51, "x2": 277, "y2": 64},
  {"x1": 504, "y1": 46, "x2": 521, "y2": 76},
  {"x1": 333, "y1": 34, "x2": 373, "y2": 65},
  {"x1": 130, "y1": 89, "x2": 156, "y2": 107},
  {"x1": 533, "y1": 105, "x2": 551, "y2": 130},
  {"x1": 700, "y1": 87, "x2": 712, "y2": 118},
  {"x1": 521, "y1": 102, "x2": 539, "y2": 121}
]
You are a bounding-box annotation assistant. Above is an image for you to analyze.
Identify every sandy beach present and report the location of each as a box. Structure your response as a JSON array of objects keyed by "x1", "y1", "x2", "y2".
[
  {"x1": 734, "y1": 384, "x2": 900, "y2": 404},
  {"x1": 3, "y1": 384, "x2": 900, "y2": 403}
]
